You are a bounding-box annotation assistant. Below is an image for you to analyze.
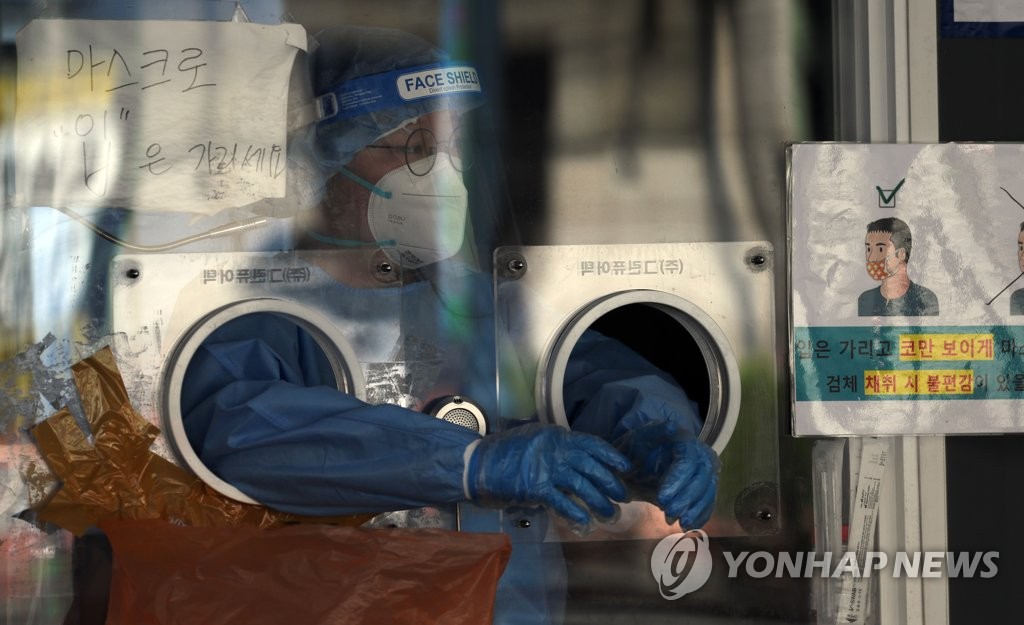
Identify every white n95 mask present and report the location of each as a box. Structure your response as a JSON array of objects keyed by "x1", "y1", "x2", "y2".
[{"x1": 366, "y1": 157, "x2": 468, "y2": 268}]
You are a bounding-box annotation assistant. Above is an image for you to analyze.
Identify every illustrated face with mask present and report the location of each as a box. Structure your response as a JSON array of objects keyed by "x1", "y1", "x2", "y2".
[
  {"x1": 1017, "y1": 229, "x2": 1024, "y2": 274},
  {"x1": 321, "y1": 110, "x2": 469, "y2": 269},
  {"x1": 864, "y1": 230, "x2": 905, "y2": 281}
]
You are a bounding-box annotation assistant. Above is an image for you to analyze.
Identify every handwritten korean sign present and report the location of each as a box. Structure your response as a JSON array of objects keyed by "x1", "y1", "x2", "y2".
[{"x1": 15, "y1": 19, "x2": 307, "y2": 213}]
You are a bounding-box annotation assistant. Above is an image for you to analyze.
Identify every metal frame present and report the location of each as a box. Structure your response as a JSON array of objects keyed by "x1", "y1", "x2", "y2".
[
  {"x1": 108, "y1": 250, "x2": 401, "y2": 484},
  {"x1": 493, "y1": 242, "x2": 781, "y2": 541},
  {"x1": 835, "y1": 1, "x2": 948, "y2": 623}
]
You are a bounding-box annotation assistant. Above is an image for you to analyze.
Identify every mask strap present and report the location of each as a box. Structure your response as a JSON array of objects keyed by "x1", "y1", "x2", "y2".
[{"x1": 338, "y1": 167, "x2": 393, "y2": 199}]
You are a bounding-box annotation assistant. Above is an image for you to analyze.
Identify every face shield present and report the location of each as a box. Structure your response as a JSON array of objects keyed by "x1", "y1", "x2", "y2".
[
  {"x1": 336, "y1": 111, "x2": 472, "y2": 268},
  {"x1": 309, "y1": 26, "x2": 485, "y2": 270}
]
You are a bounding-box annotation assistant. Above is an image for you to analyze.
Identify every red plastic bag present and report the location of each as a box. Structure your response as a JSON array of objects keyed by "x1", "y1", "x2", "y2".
[{"x1": 102, "y1": 519, "x2": 511, "y2": 625}]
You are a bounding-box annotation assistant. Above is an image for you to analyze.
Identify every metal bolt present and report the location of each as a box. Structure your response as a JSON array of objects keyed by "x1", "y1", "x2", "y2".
[
  {"x1": 126, "y1": 268, "x2": 140, "y2": 279},
  {"x1": 515, "y1": 518, "x2": 531, "y2": 529},
  {"x1": 497, "y1": 252, "x2": 528, "y2": 279}
]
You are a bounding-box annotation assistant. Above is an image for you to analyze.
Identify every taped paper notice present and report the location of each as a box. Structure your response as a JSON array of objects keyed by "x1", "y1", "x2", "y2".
[
  {"x1": 955, "y1": 0, "x2": 1024, "y2": 22},
  {"x1": 790, "y1": 143, "x2": 1024, "y2": 435},
  {"x1": 15, "y1": 19, "x2": 307, "y2": 214}
]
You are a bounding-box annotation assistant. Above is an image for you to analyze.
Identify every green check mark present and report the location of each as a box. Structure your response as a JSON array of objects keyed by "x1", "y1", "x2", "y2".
[{"x1": 876, "y1": 178, "x2": 905, "y2": 206}]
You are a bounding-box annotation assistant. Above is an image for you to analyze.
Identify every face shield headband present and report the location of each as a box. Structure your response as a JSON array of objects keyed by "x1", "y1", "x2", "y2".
[{"x1": 315, "y1": 61, "x2": 483, "y2": 137}]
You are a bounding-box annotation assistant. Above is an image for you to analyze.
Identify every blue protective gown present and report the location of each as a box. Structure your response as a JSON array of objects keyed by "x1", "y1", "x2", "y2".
[
  {"x1": 181, "y1": 263, "x2": 497, "y2": 515},
  {"x1": 180, "y1": 260, "x2": 702, "y2": 624}
]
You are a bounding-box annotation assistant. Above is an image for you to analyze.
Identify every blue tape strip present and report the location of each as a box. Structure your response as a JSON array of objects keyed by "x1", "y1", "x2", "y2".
[
  {"x1": 317, "y1": 62, "x2": 483, "y2": 123},
  {"x1": 793, "y1": 325, "x2": 1024, "y2": 401}
]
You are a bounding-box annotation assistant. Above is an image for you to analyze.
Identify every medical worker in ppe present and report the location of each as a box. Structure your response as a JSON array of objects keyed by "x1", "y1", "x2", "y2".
[{"x1": 181, "y1": 25, "x2": 718, "y2": 622}]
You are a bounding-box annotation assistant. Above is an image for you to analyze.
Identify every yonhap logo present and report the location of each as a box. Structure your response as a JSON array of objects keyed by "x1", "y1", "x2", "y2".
[
  {"x1": 650, "y1": 530, "x2": 713, "y2": 600},
  {"x1": 648, "y1": 539, "x2": 999, "y2": 599}
]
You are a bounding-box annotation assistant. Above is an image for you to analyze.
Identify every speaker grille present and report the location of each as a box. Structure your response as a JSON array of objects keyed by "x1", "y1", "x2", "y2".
[
  {"x1": 430, "y1": 396, "x2": 486, "y2": 434},
  {"x1": 441, "y1": 407, "x2": 480, "y2": 431}
]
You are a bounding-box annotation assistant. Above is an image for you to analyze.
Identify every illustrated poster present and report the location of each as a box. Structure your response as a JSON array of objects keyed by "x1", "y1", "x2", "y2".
[{"x1": 791, "y1": 143, "x2": 1024, "y2": 435}]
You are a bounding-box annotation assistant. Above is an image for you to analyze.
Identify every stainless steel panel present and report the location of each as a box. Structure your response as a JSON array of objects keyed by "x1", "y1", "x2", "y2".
[
  {"x1": 494, "y1": 242, "x2": 780, "y2": 540},
  {"x1": 108, "y1": 250, "x2": 404, "y2": 500}
]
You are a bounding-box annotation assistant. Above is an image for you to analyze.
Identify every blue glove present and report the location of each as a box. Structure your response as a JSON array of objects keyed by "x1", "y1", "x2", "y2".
[
  {"x1": 465, "y1": 424, "x2": 631, "y2": 527},
  {"x1": 564, "y1": 330, "x2": 719, "y2": 529},
  {"x1": 611, "y1": 420, "x2": 718, "y2": 529}
]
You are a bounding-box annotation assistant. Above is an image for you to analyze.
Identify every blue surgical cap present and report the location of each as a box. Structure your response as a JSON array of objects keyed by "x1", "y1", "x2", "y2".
[{"x1": 312, "y1": 26, "x2": 483, "y2": 169}]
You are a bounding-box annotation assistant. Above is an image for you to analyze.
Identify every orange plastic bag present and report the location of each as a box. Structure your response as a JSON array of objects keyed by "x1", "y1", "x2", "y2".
[
  {"x1": 102, "y1": 519, "x2": 511, "y2": 625},
  {"x1": 31, "y1": 347, "x2": 369, "y2": 533}
]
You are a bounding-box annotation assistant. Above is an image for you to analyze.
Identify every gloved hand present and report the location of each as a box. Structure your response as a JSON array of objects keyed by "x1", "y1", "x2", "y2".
[
  {"x1": 562, "y1": 328, "x2": 719, "y2": 529},
  {"x1": 465, "y1": 424, "x2": 631, "y2": 527},
  {"x1": 612, "y1": 419, "x2": 718, "y2": 529}
]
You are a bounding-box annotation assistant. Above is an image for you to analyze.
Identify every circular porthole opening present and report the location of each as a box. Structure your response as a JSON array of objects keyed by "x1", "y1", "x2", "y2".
[
  {"x1": 588, "y1": 303, "x2": 712, "y2": 421},
  {"x1": 161, "y1": 299, "x2": 365, "y2": 504},
  {"x1": 541, "y1": 290, "x2": 739, "y2": 453}
]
